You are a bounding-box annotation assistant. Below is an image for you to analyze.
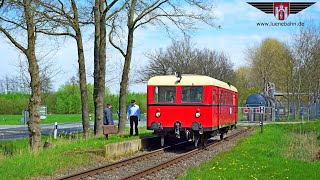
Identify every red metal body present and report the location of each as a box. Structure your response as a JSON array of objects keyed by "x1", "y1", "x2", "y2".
[{"x1": 147, "y1": 84, "x2": 238, "y2": 132}]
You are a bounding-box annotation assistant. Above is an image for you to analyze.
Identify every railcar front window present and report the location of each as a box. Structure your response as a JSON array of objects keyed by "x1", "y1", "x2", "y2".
[
  {"x1": 181, "y1": 86, "x2": 203, "y2": 102},
  {"x1": 154, "y1": 86, "x2": 176, "y2": 103}
]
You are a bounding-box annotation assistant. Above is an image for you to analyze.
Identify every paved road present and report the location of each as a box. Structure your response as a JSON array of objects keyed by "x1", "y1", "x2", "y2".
[
  {"x1": 0, "y1": 119, "x2": 147, "y2": 141},
  {"x1": 0, "y1": 120, "x2": 310, "y2": 141}
]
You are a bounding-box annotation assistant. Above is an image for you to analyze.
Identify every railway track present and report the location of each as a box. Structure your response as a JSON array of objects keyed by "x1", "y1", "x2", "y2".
[
  {"x1": 59, "y1": 128, "x2": 251, "y2": 180},
  {"x1": 59, "y1": 141, "x2": 189, "y2": 180},
  {"x1": 123, "y1": 128, "x2": 251, "y2": 180}
]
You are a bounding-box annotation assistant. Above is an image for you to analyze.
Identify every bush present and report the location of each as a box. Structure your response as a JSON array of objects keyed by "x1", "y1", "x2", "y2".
[
  {"x1": 0, "y1": 85, "x2": 147, "y2": 115},
  {"x1": 0, "y1": 93, "x2": 29, "y2": 114}
]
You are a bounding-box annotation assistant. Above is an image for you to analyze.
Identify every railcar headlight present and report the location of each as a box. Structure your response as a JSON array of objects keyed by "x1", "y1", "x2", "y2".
[
  {"x1": 155, "y1": 108, "x2": 161, "y2": 118},
  {"x1": 195, "y1": 108, "x2": 200, "y2": 118}
]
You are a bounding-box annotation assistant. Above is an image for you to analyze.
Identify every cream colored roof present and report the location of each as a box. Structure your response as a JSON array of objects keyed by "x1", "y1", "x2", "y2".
[{"x1": 147, "y1": 75, "x2": 238, "y2": 92}]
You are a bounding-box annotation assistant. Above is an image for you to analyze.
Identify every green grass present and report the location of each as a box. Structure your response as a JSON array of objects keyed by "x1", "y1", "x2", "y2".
[
  {"x1": 0, "y1": 114, "x2": 83, "y2": 125},
  {"x1": 0, "y1": 114, "x2": 147, "y2": 125},
  {"x1": 0, "y1": 126, "x2": 153, "y2": 179},
  {"x1": 181, "y1": 121, "x2": 320, "y2": 180}
]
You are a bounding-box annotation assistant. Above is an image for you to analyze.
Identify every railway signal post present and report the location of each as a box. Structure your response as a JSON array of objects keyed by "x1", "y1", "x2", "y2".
[{"x1": 259, "y1": 106, "x2": 264, "y2": 133}]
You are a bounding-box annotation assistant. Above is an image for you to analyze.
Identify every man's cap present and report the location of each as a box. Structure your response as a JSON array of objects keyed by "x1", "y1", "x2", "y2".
[{"x1": 131, "y1": 100, "x2": 136, "y2": 103}]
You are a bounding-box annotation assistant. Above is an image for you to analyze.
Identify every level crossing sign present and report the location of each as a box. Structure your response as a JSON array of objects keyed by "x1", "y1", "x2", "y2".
[{"x1": 259, "y1": 106, "x2": 265, "y2": 114}]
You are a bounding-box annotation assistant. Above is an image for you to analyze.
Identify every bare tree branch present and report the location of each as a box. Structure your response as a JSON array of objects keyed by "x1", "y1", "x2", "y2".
[
  {"x1": 133, "y1": 0, "x2": 168, "y2": 26},
  {"x1": 109, "y1": 17, "x2": 126, "y2": 57},
  {"x1": 36, "y1": 29, "x2": 76, "y2": 38},
  {"x1": 0, "y1": 26, "x2": 27, "y2": 53},
  {"x1": 0, "y1": 0, "x2": 4, "y2": 9}
]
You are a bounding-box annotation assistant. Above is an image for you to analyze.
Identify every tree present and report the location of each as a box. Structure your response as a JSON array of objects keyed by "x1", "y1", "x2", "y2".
[
  {"x1": 17, "y1": 58, "x2": 59, "y2": 94},
  {"x1": 0, "y1": 0, "x2": 42, "y2": 151},
  {"x1": 290, "y1": 24, "x2": 320, "y2": 116},
  {"x1": 109, "y1": 0, "x2": 217, "y2": 134},
  {"x1": 234, "y1": 66, "x2": 259, "y2": 106},
  {"x1": 246, "y1": 38, "x2": 296, "y2": 118},
  {"x1": 247, "y1": 38, "x2": 293, "y2": 92},
  {"x1": 37, "y1": 0, "x2": 92, "y2": 137},
  {"x1": 93, "y1": 0, "x2": 127, "y2": 136},
  {"x1": 139, "y1": 37, "x2": 234, "y2": 83}
]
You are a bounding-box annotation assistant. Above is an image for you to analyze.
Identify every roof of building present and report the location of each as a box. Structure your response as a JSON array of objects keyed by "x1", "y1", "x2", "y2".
[{"x1": 147, "y1": 75, "x2": 238, "y2": 92}]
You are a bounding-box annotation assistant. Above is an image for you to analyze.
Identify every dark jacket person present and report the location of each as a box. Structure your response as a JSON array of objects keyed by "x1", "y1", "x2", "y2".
[
  {"x1": 104, "y1": 104, "x2": 114, "y2": 125},
  {"x1": 104, "y1": 104, "x2": 114, "y2": 139}
]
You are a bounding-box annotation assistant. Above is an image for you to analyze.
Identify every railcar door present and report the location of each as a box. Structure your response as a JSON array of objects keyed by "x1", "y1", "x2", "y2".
[
  {"x1": 233, "y1": 92, "x2": 238, "y2": 123},
  {"x1": 212, "y1": 88, "x2": 219, "y2": 128},
  {"x1": 220, "y1": 90, "x2": 227, "y2": 126},
  {"x1": 218, "y1": 89, "x2": 224, "y2": 126}
]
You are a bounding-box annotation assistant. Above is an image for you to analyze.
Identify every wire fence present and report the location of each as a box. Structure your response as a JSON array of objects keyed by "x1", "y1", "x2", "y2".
[
  {"x1": 238, "y1": 103, "x2": 320, "y2": 121},
  {"x1": 238, "y1": 107, "x2": 274, "y2": 121}
]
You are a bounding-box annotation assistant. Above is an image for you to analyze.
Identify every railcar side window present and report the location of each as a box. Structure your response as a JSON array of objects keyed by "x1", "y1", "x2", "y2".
[
  {"x1": 212, "y1": 90, "x2": 216, "y2": 104},
  {"x1": 154, "y1": 86, "x2": 176, "y2": 103},
  {"x1": 181, "y1": 86, "x2": 203, "y2": 102}
]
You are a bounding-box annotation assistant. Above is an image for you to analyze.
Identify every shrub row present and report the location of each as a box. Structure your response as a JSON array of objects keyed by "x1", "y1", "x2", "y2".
[{"x1": 0, "y1": 84, "x2": 147, "y2": 115}]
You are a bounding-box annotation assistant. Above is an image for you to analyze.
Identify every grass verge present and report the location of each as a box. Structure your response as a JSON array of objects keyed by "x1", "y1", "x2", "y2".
[
  {"x1": 0, "y1": 126, "x2": 153, "y2": 179},
  {"x1": 0, "y1": 114, "x2": 83, "y2": 125},
  {"x1": 181, "y1": 121, "x2": 320, "y2": 180},
  {"x1": 0, "y1": 114, "x2": 146, "y2": 125}
]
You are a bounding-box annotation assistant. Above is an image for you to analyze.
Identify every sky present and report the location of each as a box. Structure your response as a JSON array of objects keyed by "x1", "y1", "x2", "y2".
[{"x1": 0, "y1": 0, "x2": 319, "y2": 94}]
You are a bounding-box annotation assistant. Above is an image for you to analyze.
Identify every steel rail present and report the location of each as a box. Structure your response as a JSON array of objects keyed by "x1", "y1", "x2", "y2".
[
  {"x1": 59, "y1": 141, "x2": 188, "y2": 180},
  {"x1": 123, "y1": 128, "x2": 252, "y2": 180}
]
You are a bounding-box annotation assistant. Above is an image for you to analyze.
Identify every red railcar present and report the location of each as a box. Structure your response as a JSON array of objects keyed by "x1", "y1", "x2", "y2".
[{"x1": 147, "y1": 74, "x2": 238, "y2": 146}]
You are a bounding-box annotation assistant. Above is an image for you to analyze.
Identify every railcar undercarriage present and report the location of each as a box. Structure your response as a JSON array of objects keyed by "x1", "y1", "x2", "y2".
[{"x1": 155, "y1": 124, "x2": 237, "y2": 147}]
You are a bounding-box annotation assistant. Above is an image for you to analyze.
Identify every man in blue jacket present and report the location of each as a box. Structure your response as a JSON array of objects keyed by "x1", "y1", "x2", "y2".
[
  {"x1": 104, "y1": 103, "x2": 114, "y2": 138},
  {"x1": 127, "y1": 100, "x2": 140, "y2": 136}
]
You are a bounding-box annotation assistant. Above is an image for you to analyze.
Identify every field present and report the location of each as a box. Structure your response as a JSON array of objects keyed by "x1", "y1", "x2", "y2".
[
  {"x1": 0, "y1": 126, "x2": 153, "y2": 179},
  {"x1": 181, "y1": 121, "x2": 320, "y2": 179},
  {"x1": 0, "y1": 114, "x2": 83, "y2": 125},
  {"x1": 0, "y1": 114, "x2": 146, "y2": 125}
]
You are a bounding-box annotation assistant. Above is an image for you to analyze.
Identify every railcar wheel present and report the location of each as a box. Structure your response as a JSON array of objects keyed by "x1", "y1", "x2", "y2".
[
  {"x1": 161, "y1": 135, "x2": 164, "y2": 146},
  {"x1": 200, "y1": 133, "x2": 208, "y2": 147},
  {"x1": 194, "y1": 133, "x2": 200, "y2": 147},
  {"x1": 220, "y1": 133, "x2": 224, "y2": 140}
]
